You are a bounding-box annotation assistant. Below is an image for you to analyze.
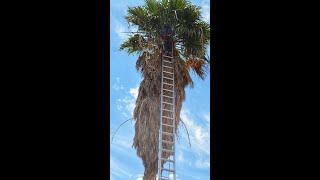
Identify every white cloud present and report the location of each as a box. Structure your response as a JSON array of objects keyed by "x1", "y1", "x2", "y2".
[
  {"x1": 203, "y1": 113, "x2": 210, "y2": 123},
  {"x1": 116, "y1": 85, "x2": 139, "y2": 117},
  {"x1": 177, "y1": 150, "x2": 192, "y2": 166},
  {"x1": 136, "y1": 173, "x2": 144, "y2": 180},
  {"x1": 117, "y1": 96, "x2": 135, "y2": 115},
  {"x1": 110, "y1": 157, "x2": 133, "y2": 178},
  {"x1": 110, "y1": 12, "x2": 130, "y2": 43},
  {"x1": 179, "y1": 108, "x2": 210, "y2": 156},
  {"x1": 110, "y1": 131, "x2": 133, "y2": 148},
  {"x1": 195, "y1": 158, "x2": 210, "y2": 169},
  {"x1": 113, "y1": 77, "x2": 124, "y2": 91},
  {"x1": 130, "y1": 87, "x2": 139, "y2": 99},
  {"x1": 122, "y1": 112, "x2": 129, "y2": 118},
  {"x1": 201, "y1": 0, "x2": 210, "y2": 24},
  {"x1": 113, "y1": 84, "x2": 124, "y2": 91},
  {"x1": 114, "y1": 82, "x2": 139, "y2": 117},
  {"x1": 176, "y1": 108, "x2": 210, "y2": 171},
  {"x1": 117, "y1": 104, "x2": 123, "y2": 110},
  {"x1": 115, "y1": 20, "x2": 129, "y2": 41},
  {"x1": 177, "y1": 150, "x2": 184, "y2": 162}
]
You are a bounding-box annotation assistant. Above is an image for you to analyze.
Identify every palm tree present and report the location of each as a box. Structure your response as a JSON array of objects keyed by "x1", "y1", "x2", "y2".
[{"x1": 119, "y1": 0, "x2": 210, "y2": 179}]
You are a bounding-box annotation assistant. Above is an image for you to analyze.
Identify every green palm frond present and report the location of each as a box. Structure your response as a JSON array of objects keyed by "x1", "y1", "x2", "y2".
[
  {"x1": 120, "y1": 0, "x2": 210, "y2": 79},
  {"x1": 119, "y1": 34, "x2": 146, "y2": 55}
]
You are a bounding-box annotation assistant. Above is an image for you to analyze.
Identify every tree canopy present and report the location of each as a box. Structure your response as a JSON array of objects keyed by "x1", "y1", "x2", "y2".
[{"x1": 120, "y1": 0, "x2": 210, "y2": 79}]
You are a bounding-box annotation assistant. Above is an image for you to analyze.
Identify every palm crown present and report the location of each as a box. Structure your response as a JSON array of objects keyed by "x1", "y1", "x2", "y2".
[{"x1": 120, "y1": 0, "x2": 210, "y2": 79}]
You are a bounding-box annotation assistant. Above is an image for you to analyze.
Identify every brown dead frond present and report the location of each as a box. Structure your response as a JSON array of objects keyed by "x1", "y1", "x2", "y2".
[
  {"x1": 185, "y1": 57, "x2": 208, "y2": 80},
  {"x1": 132, "y1": 49, "x2": 193, "y2": 179}
]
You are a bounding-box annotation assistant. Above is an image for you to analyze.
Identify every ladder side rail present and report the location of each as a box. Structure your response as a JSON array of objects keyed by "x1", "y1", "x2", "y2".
[
  {"x1": 171, "y1": 43, "x2": 176, "y2": 180},
  {"x1": 158, "y1": 45, "x2": 165, "y2": 179}
]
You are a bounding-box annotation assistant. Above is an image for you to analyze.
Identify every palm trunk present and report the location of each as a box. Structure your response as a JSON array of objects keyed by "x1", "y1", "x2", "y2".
[{"x1": 132, "y1": 48, "x2": 193, "y2": 180}]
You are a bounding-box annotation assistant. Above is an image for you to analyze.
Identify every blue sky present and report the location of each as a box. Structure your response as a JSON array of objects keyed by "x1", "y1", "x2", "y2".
[{"x1": 110, "y1": 0, "x2": 210, "y2": 179}]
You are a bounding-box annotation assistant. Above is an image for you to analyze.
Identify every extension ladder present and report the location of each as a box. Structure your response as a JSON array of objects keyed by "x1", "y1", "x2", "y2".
[{"x1": 157, "y1": 43, "x2": 176, "y2": 180}]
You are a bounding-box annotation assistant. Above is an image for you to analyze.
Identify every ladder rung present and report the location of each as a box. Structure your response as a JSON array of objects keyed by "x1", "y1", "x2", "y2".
[
  {"x1": 163, "y1": 60, "x2": 172, "y2": 63},
  {"x1": 163, "y1": 55, "x2": 173, "y2": 58},
  {"x1": 163, "y1": 77, "x2": 173, "y2": 80},
  {"x1": 163, "y1": 123, "x2": 174, "y2": 128},
  {"x1": 163, "y1": 71, "x2": 173, "y2": 74},
  {"x1": 163, "y1": 65, "x2": 172, "y2": 69},
  {"x1": 163, "y1": 102, "x2": 173, "y2": 105},
  {"x1": 161, "y1": 139, "x2": 174, "y2": 144},
  {"x1": 163, "y1": 82, "x2": 173, "y2": 86},
  {"x1": 163, "y1": 109, "x2": 173, "y2": 112},
  {"x1": 162, "y1": 116, "x2": 173, "y2": 119},
  {"x1": 162, "y1": 131, "x2": 174, "y2": 136},
  {"x1": 161, "y1": 168, "x2": 175, "y2": 172},
  {"x1": 163, "y1": 101, "x2": 174, "y2": 105},
  {"x1": 163, "y1": 95, "x2": 173, "y2": 99},
  {"x1": 161, "y1": 158, "x2": 174, "y2": 163},
  {"x1": 163, "y1": 89, "x2": 173, "y2": 92},
  {"x1": 161, "y1": 149, "x2": 173, "y2": 153}
]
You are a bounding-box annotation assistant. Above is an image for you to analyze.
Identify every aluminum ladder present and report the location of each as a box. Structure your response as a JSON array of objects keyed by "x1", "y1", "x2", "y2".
[{"x1": 157, "y1": 43, "x2": 176, "y2": 180}]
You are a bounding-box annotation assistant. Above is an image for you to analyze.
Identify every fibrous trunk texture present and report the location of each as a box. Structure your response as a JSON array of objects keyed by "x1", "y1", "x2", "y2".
[{"x1": 133, "y1": 49, "x2": 192, "y2": 180}]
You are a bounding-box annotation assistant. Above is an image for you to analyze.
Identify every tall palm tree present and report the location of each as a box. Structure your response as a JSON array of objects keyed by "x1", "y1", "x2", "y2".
[{"x1": 119, "y1": 0, "x2": 210, "y2": 179}]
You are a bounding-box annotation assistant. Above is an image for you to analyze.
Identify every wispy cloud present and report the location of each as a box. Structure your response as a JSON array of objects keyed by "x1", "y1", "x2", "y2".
[
  {"x1": 169, "y1": 174, "x2": 175, "y2": 180},
  {"x1": 111, "y1": 133, "x2": 133, "y2": 148},
  {"x1": 113, "y1": 84, "x2": 124, "y2": 91},
  {"x1": 200, "y1": 0, "x2": 210, "y2": 24},
  {"x1": 110, "y1": 12, "x2": 130, "y2": 44},
  {"x1": 115, "y1": 22, "x2": 129, "y2": 41},
  {"x1": 195, "y1": 158, "x2": 210, "y2": 169},
  {"x1": 180, "y1": 109, "x2": 210, "y2": 156},
  {"x1": 177, "y1": 149, "x2": 192, "y2": 166},
  {"x1": 117, "y1": 104, "x2": 123, "y2": 111},
  {"x1": 113, "y1": 77, "x2": 124, "y2": 91},
  {"x1": 136, "y1": 174, "x2": 143, "y2": 180},
  {"x1": 130, "y1": 87, "x2": 139, "y2": 99},
  {"x1": 116, "y1": 85, "x2": 139, "y2": 117},
  {"x1": 203, "y1": 113, "x2": 210, "y2": 123},
  {"x1": 110, "y1": 157, "x2": 134, "y2": 178},
  {"x1": 111, "y1": 18, "x2": 129, "y2": 42},
  {"x1": 110, "y1": 125, "x2": 143, "y2": 178}
]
